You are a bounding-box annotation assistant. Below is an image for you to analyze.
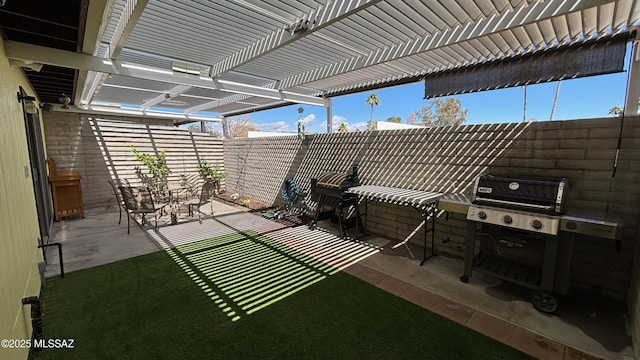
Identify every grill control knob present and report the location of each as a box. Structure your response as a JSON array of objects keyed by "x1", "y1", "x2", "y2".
[
  {"x1": 531, "y1": 219, "x2": 543, "y2": 230},
  {"x1": 503, "y1": 215, "x2": 513, "y2": 224},
  {"x1": 477, "y1": 211, "x2": 487, "y2": 219}
]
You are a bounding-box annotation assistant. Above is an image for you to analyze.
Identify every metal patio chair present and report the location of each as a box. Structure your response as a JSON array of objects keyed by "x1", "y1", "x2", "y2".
[
  {"x1": 107, "y1": 179, "x2": 125, "y2": 225},
  {"x1": 118, "y1": 185, "x2": 168, "y2": 234},
  {"x1": 185, "y1": 180, "x2": 217, "y2": 222}
]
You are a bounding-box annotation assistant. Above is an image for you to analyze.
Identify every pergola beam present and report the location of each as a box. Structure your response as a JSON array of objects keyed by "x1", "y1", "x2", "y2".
[
  {"x1": 141, "y1": 85, "x2": 192, "y2": 110},
  {"x1": 73, "y1": 0, "x2": 110, "y2": 106},
  {"x1": 279, "y1": 0, "x2": 615, "y2": 90},
  {"x1": 209, "y1": 0, "x2": 384, "y2": 77},
  {"x1": 77, "y1": 0, "x2": 149, "y2": 107},
  {"x1": 5, "y1": 41, "x2": 328, "y2": 108},
  {"x1": 108, "y1": 0, "x2": 149, "y2": 59},
  {"x1": 185, "y1": 93, "x2": 251, "y2": 114}
]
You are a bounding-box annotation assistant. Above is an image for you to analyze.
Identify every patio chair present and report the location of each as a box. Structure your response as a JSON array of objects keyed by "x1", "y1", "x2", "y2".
[
  {"x1": 107, "y1": 179, "x2": 125, "y2": 225},
  {"x1": 118, "y1": 186, "x2": 168, "y2": 234},
  {"x1": 179, "y1": 173, "x2": 202, "y2": 199},
  {"x1": 185, "y1": 180, "x2": 217, "y2": 222}
]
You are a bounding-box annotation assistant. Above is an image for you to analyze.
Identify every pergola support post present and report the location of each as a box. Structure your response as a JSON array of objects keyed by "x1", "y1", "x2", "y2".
[
  {"x1": 625, "y1": 41, "x2": 640, "y2": 116},
  {"x1": 326, "y1": 98, "x2": 332, "y2": 133}
]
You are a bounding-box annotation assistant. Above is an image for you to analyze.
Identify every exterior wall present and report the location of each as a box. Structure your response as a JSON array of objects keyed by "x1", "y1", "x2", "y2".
[
  {"x1": 227, "y1": 118, "x2": 640, "y2": 357},
  {"x1": 0, "y1": 36, "x2": 45, "y2": 360},
  {"x1": 223, "y1": 135, "x2": 305, "y2": 206},
  {"x1": 632, "y1": 238, "x2": 640, "y2": 360},
  {"x1": 42, "y1": 113, "x2": 224, "y2": 208}
]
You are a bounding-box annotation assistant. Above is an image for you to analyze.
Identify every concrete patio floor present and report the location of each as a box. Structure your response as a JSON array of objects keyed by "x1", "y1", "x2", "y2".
[{"x1": 42, "y1": 202, "x2": 634, "y2": 360}]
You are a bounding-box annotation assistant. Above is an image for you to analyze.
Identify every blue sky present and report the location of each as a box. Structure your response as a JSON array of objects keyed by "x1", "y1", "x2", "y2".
[{"x1": 240, "y1": 47, "x2": 631, "y2": 134}]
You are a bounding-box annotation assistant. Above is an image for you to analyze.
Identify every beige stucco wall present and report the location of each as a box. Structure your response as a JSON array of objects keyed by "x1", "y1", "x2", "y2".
[
  {"x1": 631, "y1": 233, "x2": 640, "y2": 360},
  {"x1": 0, "y1": 36, "x2": 45, "y2": 360}
]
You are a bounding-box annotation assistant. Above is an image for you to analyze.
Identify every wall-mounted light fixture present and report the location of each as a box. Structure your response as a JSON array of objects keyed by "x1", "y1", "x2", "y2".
[
  {"x1": 17, "y1": 91, "x2": 38, "y2": 114},
  {"x1": 9, "y1": 59, "x2": 43, "y2": 72}
]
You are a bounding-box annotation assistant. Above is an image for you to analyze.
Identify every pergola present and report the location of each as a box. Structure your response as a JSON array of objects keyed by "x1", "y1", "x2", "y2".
[{"x1": 2, "y1": 0, "x2": 640, "y2": 128}]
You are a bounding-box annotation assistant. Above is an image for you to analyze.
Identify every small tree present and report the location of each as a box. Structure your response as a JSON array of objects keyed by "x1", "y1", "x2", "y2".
[
  {"x1": 222, "y1": 115, "x2": 260, "y2": 138},
  {"x1": 186, "y1": 122, "x2": 223, "y2": 138},
  {"x1": 416, "y1": 97, "x2": 467, "y2": 127},
  {"x1": 130, "y1": 145, "x2": 171, "y2": 190},
  {"x1": 337, "y1": 122, "x2": 348, "y2": 133},
  {"x1": 386, "y1": 116, "x2": 401, "y2": 123},
  {"x1": 406, "y1": 111, "x2": 420, "y2": 125},
  {"x1": 197, "y1": 160, "x2": 226, "y2": 190},
  {"x1": 366, "y1": 93, "x2": 380, "y2": 130}
]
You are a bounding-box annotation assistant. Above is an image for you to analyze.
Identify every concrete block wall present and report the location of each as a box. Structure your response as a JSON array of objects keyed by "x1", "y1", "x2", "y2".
[
  {"x1": 42, "y1": 113, "x2": 224, "y2": 208},
  {"x1": 223, "y1": 135, "x2": 303, "y2": 206},
  {"x1": 223, "y1": 117, "x2": 639, "y2": 301}
]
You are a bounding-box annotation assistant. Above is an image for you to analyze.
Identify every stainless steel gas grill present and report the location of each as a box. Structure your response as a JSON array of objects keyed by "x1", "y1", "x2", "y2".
[
  {"x1": 309, "y1": 165, "x2": 363, "y2": 238},
  {"x1": 473, "y1": 174, "x2": 568, "y2": 215},
  {"x1": 461, "y1": 174, "x2": 569, "y2": 313}
]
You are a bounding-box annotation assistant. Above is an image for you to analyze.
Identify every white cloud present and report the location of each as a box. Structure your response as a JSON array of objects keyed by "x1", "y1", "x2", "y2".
[
  {"x1": 321, "y1": 115, "x2": 368, "y2": 132},
  {"x1": 310, "y1": 114, "x2": 369, "y2": 133},
  {"x1": 348, "y1": 121, "x2": 368, "y2": 131},
  {"x1": 300, "y1": 114, "x2": 315, "y2": 125},
  {"x1": 322, "y1": 115, "x2": 346, "y2": 132},
  {"x1": 260, "y1": 121, "x2": 291, "y2": 132},
  {"x1": 332, "y1": 114, "x2": 347, "y2": 123}
]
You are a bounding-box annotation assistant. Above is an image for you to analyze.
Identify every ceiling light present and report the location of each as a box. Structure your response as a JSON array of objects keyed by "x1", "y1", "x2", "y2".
[
  {"x1": 171, "y1": 61, "x2": 202, "y2": 76},
  {"x1": 120, "y1": 63, "x2": 174, "y2": 75}
]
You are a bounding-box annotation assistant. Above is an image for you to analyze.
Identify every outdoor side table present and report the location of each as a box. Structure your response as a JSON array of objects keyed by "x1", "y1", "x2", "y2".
[
  {"x1": 47, "y1": 159, "x2": 84, "y2": 221},
  {"x1": 347, "y1": 185, "x2": 442, "y2": 265}
]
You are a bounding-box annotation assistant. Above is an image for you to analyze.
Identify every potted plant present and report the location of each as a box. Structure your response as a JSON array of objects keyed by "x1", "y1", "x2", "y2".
[
  {"x1": 197, "y1": 161, "x2": 226, "y2": 191},
  {"x1": 130, "y1": 144, "x2": 171, "y2": 191}
]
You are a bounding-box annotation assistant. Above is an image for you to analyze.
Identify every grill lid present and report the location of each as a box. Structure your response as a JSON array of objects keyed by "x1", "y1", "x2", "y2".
[
  {"x1": 315, "y1": 164, "x2": 360, "y2": 190},
  {"x1": 317, "y1": 172, "x2": 350, "y2": 190},
  {"x1": 316, "y1": 172, "x2": 355, "y2": 190},
  {"x1": 472, "y1": 174, "x2": 568, "y2": 214},
  {"x1": 311, "y1": 165, "x2": 360, "y2": 200}
]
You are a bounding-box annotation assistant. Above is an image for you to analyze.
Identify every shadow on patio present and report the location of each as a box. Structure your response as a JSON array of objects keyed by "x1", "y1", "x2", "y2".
[{"x1": 42, "y1": 201, "x2": 633, "y2": 360}]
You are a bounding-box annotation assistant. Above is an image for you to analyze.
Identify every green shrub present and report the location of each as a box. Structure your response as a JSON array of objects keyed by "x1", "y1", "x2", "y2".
[{"x1": 130, "y1": 144, "x2": 171, "y2": 190}]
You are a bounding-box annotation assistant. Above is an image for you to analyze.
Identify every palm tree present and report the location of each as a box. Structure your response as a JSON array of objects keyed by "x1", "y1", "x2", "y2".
[
  {"x1": 609, "y1": 106, "x2": 623, "y2": 116},
  {"x1": 366, "y1": 93, "x2": 380, "y2": 130}
]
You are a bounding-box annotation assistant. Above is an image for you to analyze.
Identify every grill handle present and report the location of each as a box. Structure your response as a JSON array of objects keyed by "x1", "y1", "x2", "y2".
[
  {"x1": 474, "y1": 196, "x2": 556, "y2": 211},
  {"x1": 310, "y1": 178, "x2": 318, "y2": 201},
  {"x1": 351, "y1": 164, "x2": 359, "y2": 183}
]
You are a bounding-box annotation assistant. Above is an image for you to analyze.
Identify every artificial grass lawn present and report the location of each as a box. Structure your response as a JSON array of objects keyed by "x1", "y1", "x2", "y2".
[{"x1": 31, "y1": 233, "x2": 534, "y2": 360}]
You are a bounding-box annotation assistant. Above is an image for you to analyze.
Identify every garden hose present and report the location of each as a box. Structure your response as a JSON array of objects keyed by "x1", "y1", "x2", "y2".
[{"x1": 282, "y1": 179, "x2": 300, "y2": 204}]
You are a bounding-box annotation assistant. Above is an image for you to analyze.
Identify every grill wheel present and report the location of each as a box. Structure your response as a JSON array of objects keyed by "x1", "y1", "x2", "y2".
[{"x1": 532, "y1": 291, "x2": 558, "y2": 313}]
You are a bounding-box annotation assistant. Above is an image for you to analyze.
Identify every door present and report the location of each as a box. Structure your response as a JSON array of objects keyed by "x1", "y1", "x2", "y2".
[{"x1": 20, "y1": 87, "x2": 53, "y2": 244}]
